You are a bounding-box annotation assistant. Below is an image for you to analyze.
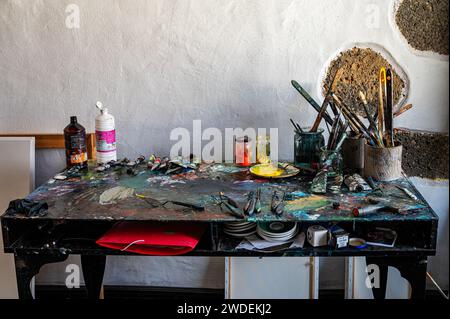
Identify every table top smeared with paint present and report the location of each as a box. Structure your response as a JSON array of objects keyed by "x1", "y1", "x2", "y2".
[{"x1": 4, "y1": 162, "x2": 437, "y2": 222}]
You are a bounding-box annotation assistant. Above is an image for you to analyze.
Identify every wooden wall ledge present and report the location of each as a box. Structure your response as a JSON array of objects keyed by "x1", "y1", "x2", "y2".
[{"x1": 0, "y1": 133, "x2": 96, "y2": 160}]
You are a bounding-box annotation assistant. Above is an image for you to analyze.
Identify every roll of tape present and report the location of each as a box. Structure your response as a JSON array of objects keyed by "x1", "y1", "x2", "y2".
[{"x1": 349, "y1": 237, "x2": 367, "y2": 249}]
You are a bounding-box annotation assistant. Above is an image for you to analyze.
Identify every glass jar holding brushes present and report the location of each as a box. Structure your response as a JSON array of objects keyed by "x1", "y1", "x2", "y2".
[{"x1": 294, "y1": 127, "x2": 325, "y2": 170}]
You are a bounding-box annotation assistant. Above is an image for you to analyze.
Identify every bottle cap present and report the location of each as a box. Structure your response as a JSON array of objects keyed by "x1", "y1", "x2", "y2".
[{"x1": 70, "y1": 116, "x2": 77, "y2": 124}]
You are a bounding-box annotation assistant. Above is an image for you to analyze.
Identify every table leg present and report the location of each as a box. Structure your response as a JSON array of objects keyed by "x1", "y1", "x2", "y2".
[
  {"x1": 395, "y1": 257, "x2": 428, "y2": 299},
  {"x1": 81, "y1": 255, "x2": 106, "y2": 299},
  {"x1": 14, "y1": 253, "x2": 68, "y2": 299},
  {"x1": 366, "y1": 256, "x2": 427, "y2": 299}
]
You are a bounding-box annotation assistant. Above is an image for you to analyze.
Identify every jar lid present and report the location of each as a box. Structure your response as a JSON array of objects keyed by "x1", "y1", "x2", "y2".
[{"x1": 235, "y1": 136, "x2": 251, "y2": 143}]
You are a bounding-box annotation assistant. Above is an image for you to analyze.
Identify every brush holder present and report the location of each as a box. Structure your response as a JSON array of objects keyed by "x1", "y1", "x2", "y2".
[
  {"x1": 363, "y1": 141, "x2": 403, "y2": 181},
  {"x1": 294, "y1": 128, "x2": 325, "y2": 170},
  {"x1": 342, "y1": 134, "x2": 365, "y2": 174}
]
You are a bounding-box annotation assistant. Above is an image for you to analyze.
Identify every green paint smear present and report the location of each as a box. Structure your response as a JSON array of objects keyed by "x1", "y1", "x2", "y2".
[{"x1": 119, "y1": 172, "x2": 152, "y2": 190}]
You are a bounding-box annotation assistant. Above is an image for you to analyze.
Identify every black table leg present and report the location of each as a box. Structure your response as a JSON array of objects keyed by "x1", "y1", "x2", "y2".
[
  {"x1": 81, "y1": 255, "x2": 106, "y2": 299},
  {"x1": 14, "y1": 253, "x2": 69, "y2": 299},
  {"x1": 395, "y1": 257, "x2": 428, "y2": 299},
  {"x1": 366, "y1": 256, "x2": 428, "y2": 299}
]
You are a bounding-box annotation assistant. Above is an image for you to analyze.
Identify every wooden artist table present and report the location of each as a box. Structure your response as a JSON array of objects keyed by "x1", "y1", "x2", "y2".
[{"x1": 1, "y1": 163, "x2": 438, "y2": 299}]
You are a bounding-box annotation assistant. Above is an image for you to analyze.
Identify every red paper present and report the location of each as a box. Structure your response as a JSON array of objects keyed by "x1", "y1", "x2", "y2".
[{"x1": 96, "y1": 222, "x2": 206, "y2": 256}]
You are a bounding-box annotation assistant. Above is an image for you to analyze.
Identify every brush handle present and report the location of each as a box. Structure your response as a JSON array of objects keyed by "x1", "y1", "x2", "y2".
[
  {"x1": 333, "y1": 95, "x2": 376, "y2": 145},
  {"x1": 311, "y1": 68, "x2": 344, "y2": 132},
  {"x1": 169, "y1": 201, "x2": 205, "y2": 211},
  {"x1": 290, "y1": 118, "x2": 302, "y2": 134},
  {"x1": 378, "y1": 68, "x2": 386, "y2": 139},
  {"x1": 385, "y1": 69, "x2": 394, "y2": 147},
  {"x1": 359, "y1": 91, "x2": 384, "y2": 147},
  {"x1": 311, "y1": 95, "x2": 332, "y2": 132},
  {"x1": 394, "y1": 104, "x2": 412, "y2": 118},
  {"x1": 291, "y1": 80, "x2": 334, "y2": 125}
]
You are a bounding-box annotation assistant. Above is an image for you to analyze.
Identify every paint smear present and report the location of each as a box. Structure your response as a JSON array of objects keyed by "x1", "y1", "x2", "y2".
[
  {"x1": 99, "y1": 186, "x2": 135, "y2": 205},
  {"x1": 291, "y1": 191, "x2": 308, "y2": 197},
  {"x1": 147, "y1": 175, "x2": 186, "y2": 186},
  {"x1": 285, "y1": 194, "x2": 330, "y2": 211},
  {"x1": 210, "y1": 165, "x2": 247, "y2": 173}
]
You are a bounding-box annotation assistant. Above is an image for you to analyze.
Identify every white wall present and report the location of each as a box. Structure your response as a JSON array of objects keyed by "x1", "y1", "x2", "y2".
[
  {"x1": 1, "y1": 0, "x2": 448, "y2": 291},
  {"x1": 0, "y1": 137, "x2": 35, "y2": 298}
]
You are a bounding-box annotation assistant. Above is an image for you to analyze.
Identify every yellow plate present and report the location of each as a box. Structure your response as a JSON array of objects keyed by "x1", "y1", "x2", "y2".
[{"x1": 250, "y1": 163, "x2": 300, "y2": 179}]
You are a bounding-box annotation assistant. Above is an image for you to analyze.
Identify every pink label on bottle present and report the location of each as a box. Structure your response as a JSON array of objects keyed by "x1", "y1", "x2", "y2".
[{"x1": 96, "y1": 130, "x2": 116, "y2": 152}]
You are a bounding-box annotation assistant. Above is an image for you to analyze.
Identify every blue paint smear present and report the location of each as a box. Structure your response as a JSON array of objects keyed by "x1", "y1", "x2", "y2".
[
  {"x1": 290, "y1": 191, "x2": 308, "y2": 197},
  {"x1": 290, "y1": 210, "x2": 309, "y2": 218}
]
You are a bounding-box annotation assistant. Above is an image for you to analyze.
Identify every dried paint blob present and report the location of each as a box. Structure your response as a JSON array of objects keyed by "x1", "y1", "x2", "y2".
[
  {"x1": 99, "y1": 186, "x2": 134, "y2": 205},
  {"x1": 395, "y1": 0, "x2": 449, "y2": 55},
  {"x1": 322, "y1": 47, "x2": 406, "y2": 117}
]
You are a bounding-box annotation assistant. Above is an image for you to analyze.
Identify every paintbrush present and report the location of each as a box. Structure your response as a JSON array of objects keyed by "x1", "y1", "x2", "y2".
[
  {"x1": 385, "y1": 69, "x2": 394, "y2": 147},
  {"x1": 359, "y1": 91, "x2": 384, "y2": 147},
  {"x1": 394, "y1": 104, "x2": 412, "y2": 118},
  {"x1": 310, "y1": 95, "x2": 332, "y2": 132},
  {"x1": 290, "y1": 118, "x2": 303, "y2": 134},
  {"x1": 333, "y1": 116, "x2": 350, "y2": 150},
  {"x1": 291, "y1": 80, "x2": 334, "y2": 126},
  {"x1": 328, "y1": 112, "x2": 346, "y2": 150},
  {"x1": 332, "y1": 94, "x2": 377, "y2": 145},
  {"x1": 327, "y1": 114, "x2": 340, "y2": 150},
  {"x1": 394, "y1": 185, "x2": 419, "y2": 202},
  {"x1": 328, "y1": 100, "x2": 345, "y2": 130},
  {"x1": 310, "y1": 68, "x2": 344, "y2": 132},
  {"x1": 378, "y1": 68, "x2": 386, "y2": 140}
]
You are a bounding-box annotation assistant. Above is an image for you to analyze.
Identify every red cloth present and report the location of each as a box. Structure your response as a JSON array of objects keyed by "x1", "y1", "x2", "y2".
[{"x1": 96, "y1": 221, "x2": 206, "y2": 256}]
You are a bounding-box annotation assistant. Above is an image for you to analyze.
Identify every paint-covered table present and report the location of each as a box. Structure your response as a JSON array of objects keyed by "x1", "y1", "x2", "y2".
[{"x1": 1, "y1": 162, "x2": 438, "y2": 299}]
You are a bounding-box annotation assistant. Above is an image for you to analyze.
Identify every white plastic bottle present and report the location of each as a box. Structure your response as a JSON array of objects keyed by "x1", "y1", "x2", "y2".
[{"x1": 95, "y1": 101, "x2": 117, "y2": 163}]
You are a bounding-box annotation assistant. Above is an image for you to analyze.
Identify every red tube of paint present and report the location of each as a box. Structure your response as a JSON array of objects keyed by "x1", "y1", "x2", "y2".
[{"x1": 352, "y1": 204, "x2": 385, "y2": 217}]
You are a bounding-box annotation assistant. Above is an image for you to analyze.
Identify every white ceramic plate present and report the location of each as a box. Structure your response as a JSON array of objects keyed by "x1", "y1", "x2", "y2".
[{"x1": 224, "y1": 229, "x2": 257, "y2": 238}]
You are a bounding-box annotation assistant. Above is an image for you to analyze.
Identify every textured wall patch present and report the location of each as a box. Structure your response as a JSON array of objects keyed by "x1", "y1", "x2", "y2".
[
  {"x1": 322, "y1": 47, "x2": 407, "y2": 117},
  {"x1": 395, "y1": 0, "x2": 449, "y2": 55},
  {"x1": 395, "y1": 128, "x2": 449, "y2": 179}
]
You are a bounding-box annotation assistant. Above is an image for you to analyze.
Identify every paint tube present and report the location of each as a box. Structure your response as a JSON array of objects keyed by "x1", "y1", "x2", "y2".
[
  {"x1": 395, "y1": 185, "x2": 419, "y2": 201},
  {"x1": 352, "y1": 204, "x2": 385, "y2": 217},
  {"x1": 271, "y1": 190, "x2": 285, "y2": 216},
  {"x1": 244, "y1": 191, "x2": 256, "y2": 216},
  {"x1": 311, "y1": 169, "x2": 328, "y2": 194},
  {"x1": 344, "y1": 174, "x2": 372, "y2": 192}
]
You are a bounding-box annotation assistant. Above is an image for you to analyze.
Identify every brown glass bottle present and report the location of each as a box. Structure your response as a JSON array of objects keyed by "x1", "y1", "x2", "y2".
[{"x1": 64, "y1": 116, "x2": 88, "y2": 168}]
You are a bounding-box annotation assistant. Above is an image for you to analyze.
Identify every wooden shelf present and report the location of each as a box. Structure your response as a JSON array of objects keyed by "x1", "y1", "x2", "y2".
[{"x1": 0, "y1": 133, "x2": 96, "y2": 160}]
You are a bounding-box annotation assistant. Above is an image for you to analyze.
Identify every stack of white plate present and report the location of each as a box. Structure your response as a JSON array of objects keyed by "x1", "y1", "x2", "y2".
[
  {"x1": 223, "y1": 221, "x2": 257, "y2": 238},
  {"x1": 257, "y1": 222, "x2": 298, "y2": 242}
]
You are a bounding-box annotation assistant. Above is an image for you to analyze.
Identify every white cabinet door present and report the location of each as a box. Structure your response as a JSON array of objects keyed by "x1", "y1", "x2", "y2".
[
  {"x1": 345, "y1": 257, "x2": 411, "y2": 299},
  {"x1": 225, "y1": 257, "x2": 319, "y2": 299},
  {"x1": 0, "y1": 137, "x2": 35, "y2": 299}
]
